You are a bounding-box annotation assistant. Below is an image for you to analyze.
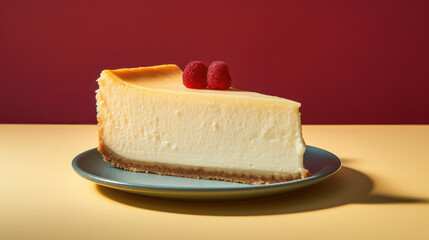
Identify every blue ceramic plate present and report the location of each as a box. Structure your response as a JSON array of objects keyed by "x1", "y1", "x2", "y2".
[{"x1": 72, "y1": 146, "x2": 341, "y2": 201}]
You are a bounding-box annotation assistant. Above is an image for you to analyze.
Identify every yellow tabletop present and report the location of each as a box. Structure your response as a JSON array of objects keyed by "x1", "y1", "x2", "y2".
[{"x1": 1, "y1": 124, "x2": 428, "y2": 240}]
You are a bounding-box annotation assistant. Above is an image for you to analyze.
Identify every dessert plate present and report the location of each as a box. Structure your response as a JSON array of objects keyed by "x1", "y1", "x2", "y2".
[{"x1": 72, "y1": 146, "x2": 341, "y2": 201}]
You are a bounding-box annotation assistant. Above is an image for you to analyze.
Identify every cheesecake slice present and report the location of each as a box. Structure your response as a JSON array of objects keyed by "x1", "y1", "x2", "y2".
[{"x1": 96, "y1": 64, "x2": 308, "y2": 184}]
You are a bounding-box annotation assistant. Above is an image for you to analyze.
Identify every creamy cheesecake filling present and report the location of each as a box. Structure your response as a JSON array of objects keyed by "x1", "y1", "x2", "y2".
[{"x1": 96, "y1": 65, "x2": 308, "y2": 184}]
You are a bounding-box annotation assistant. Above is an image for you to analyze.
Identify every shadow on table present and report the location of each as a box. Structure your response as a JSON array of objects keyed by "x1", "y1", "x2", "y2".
[{"x1": 96, "y1": 165, "x2": 428, "y2": 216}]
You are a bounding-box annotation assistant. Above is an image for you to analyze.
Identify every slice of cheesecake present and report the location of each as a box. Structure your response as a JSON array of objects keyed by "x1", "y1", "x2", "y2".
[{"x1": 96, "y1": 64, "x2": 308, "y2": 184}]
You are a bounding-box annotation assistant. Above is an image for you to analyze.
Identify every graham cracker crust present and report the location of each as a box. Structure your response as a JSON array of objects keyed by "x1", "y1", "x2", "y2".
[{"x1": 98, "y1": 144, "x2": 309, "y2": 185}]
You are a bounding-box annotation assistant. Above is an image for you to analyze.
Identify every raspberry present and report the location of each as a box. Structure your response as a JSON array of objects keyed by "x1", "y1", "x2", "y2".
[
  {"x1": 182, "y1": 61, "x2": 208, "y2": 89},
  {"x1": 207, "y1": 61, "x2": 232, "y2": 90}
]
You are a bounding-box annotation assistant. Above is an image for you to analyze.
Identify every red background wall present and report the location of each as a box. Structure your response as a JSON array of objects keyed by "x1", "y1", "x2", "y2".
[{"x1": 1, "y1": 0, "x2": 428, "y2": 124}]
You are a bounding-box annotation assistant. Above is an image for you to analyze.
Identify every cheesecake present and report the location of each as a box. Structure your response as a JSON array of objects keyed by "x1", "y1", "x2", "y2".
[{"x1": 96, "y1": 64, "x2": 308, "y2": 184}]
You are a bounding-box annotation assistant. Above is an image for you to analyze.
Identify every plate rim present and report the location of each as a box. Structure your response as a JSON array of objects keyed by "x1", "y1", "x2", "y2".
[{"x1": 72, "y1": 146, "x2": 341, "y2": 193}]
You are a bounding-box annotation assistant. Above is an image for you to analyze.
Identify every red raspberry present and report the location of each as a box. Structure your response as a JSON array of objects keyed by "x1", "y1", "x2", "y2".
[
  {"x1": 207, "y1": 61, "x2": 232, "y2": 90},
  {"x1": 182, "y1": 61, "x2": 208, "y2": 89}
]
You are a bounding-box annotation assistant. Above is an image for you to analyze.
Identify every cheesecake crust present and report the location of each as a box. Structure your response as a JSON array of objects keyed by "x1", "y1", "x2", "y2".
[{"x1": 98, "y1": 144, "x2": 309, "y2": 185}]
